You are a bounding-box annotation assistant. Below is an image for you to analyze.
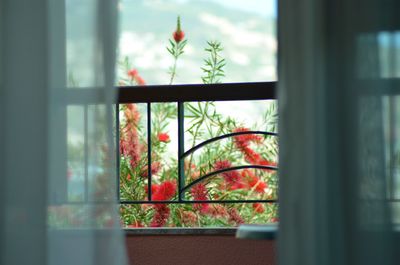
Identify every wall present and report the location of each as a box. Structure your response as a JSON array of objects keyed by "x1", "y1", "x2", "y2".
[{"x1": 125, "y1": 234, "x2": 276, "y2": 265}]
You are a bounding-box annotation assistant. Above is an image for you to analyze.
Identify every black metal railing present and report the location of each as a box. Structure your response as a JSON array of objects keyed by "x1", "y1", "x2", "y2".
[{"x1": 117, "y1": 81, "x2": 278, "y2": 205}]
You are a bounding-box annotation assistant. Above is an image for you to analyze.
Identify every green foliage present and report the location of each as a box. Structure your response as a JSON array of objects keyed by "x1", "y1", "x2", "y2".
[{"x1": 201, "y1": 41, "x2": 226, "y2": 84}]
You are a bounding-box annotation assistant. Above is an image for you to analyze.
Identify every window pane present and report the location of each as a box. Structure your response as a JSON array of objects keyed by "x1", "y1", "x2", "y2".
[
  {"x1": 183, "y1": 100, "x2": 277, "y2": 204},
  {"x1": 67, "y1": 105, "x2": 85, "y2": 202},
  {"x1": 117, "y1": 0, "x2": 277, "y2": 85},
  {"x1": 119, "y1": 103, "x2": 149, "y2": 202}
]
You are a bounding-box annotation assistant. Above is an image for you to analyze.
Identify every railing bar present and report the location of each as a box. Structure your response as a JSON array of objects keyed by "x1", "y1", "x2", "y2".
[
  {"x1": 118, "y1": 82, "x2": 276, "y2": 103},
  {"x1": 181, "y1": 131, "x2": 278, "y2": 158},
  {"x1": 120, "y1": 199, "x2": 278, "y2": 204},
  {"x1": 147, "y1": 102, "x2": 152, "y2": 201},
  {"x1": 178, "y1": 102, "x2": 185, "y2": 201},
  {"x1": 181, "y1": 165, "x2": 278, "y2": 193},
  {"x1": 55, "y1": 199, "x2": 278, "y2": 205}
]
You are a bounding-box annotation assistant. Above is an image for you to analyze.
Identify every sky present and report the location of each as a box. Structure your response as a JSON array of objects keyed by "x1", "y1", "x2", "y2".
[{"x1": 175, "y1": 0, "x2": 277, "y2": 18}]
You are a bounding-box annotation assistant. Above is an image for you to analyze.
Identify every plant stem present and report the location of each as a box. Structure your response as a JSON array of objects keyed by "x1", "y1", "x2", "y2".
[{"x1": 169, "y1": 55, "x2": 178, "y2": 85}]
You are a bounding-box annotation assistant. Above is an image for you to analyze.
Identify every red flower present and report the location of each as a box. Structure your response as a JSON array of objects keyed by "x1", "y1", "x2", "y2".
[
  {"x1": 140, "y1": 161, "x2": 162, "y2": 178},
  {"x1": 270, "y1": 217, "x2": 279, "y2": 223},
  {"x1": 232, "y1": 127, "x2": 270, "y2": 166},
  {"x1": 120, "y1": 104, "x2": 142, "y2": 168},
  {"x1": 149, "y1": 180, "x2": 177, "y2": 227},
  {"x1": 135, "y1": 75, "x2": 146, "y2": 86},
  {"x1": 157, "y1": 133, "x2": 170, "y2": 143},
  {"x1": 173, "y1": 31, "x2": 185, "y2": 43},
  {"x1": 152, "y1": 180, "x2": 177, "y2": 201},
  {"x1": 180, "y1": 211, "x2": 198, "y2": 226},
  {"x1": 259, "y1": 159, "x2": 278, "y2": 173},
  {"x1": 205, "y1": 204, "x2": 228, "y2": 217},
  {"x1": 150, "y1": 204, "x2": 170, "y2": 227},
  {"x1": 252, "y1": 203, "x2": 265, "y2": 213},
  {"x1": 214, "y1": 160, "x2": 245, "y2": 190},
  {"x1": 173, "y1": 16, "x2": 185, "y2": 43},
  {"x1": 126, "y1": 173, "x2": 131, "y2": 181},
  {"x1": 191, "y1": 183, "x2": 209, "y2": 213},
  {"x1": 127, "y1": 68, "x2": 146, "y2": 86},
  {"x1": 127, "y1": 69, "x2": 138, "y2": 78},
  {"x1": 145, "y1": 184, "x2": 160, "y2": 196},
  {"x1": 125, "y1": 104, "x2": 140, "y2": 124},
  {"x1": 233, "y1": 127, "x2": 263, "y2": 147},
  {"x1": 242, "y1": 146, "x2": 262, "y2": 164},
  {"x1": 242, "y1": 169, "x2": 268, "y2": 193},
  {"x1": 228, "y1": 208, "x2": 244, "y2": 225}
]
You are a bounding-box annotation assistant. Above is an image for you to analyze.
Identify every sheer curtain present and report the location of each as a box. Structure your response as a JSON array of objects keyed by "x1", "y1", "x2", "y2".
[
  {"x1": 278, "y1": 0, "x2": 398, "y2": 265},
  {"x1": 1, "y1": 0, "x2": 127, "y2": 265}
]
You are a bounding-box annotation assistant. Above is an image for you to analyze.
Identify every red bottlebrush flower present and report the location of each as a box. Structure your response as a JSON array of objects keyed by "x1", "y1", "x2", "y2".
[
  {"x1": 191, "y1": 183, "x2": 209, "y2": 213},
  {"x1": 125, "y1": 104, "x2": 140, "y2": 124},
  {"x1": 157, "y1": 132, "x2": 170, "y2": 143},
  {"x1": 180, "y1": 211, "x2": 198, "y2": 226},
  {"x1": 270, "y1": 217, "x2": 279, "y2": 223},
  {"x1": 228, "y1": 208, "x2": 244, "y2": 225},
  {"x1": 173, "y1": 31, "x2": 185, "y2": 43},
  {"x1": 252, "y1": 203, "x2": 265, "y2": 213},
  {"x1": 259, "y1": 159, "x2": 278, "y2": 173},
  {"x1": 120, "y1": 103, "x2": 142, "y2": 168},
  {"x1": 145, "y1": 183, "x2": 160, "y2": 197},
  {"x1": 241, "y1": 169, "x2": 268, "y2": 193},
  {"x1": 150, "y1": 204, "x2": 170, "y2": 227},
  {"x1": 127, "y1": 69, "x2": 138, "y2": 79},
  {"x1": 251, "y1": 179, "x2": 267, "y2": 193},
  {"x1": 135, "y1": 75, "x2": 146, "y2": 86},
  {"x1": 242, "y1": 146, "x2": 262, "y2": 164},
  {"x1": 140, "y1": 161, "x2": 162, "y2": 178},
  {"x1": 232, "y1": 127, "x2": 268, "y2": 166},
  {"x1": 214, "y1": 160, "x2": 245, "y2": 189},
  {"x1": 206, "y1": 204, "x2": 228, "y2": 217},
  {"x1": 173, "y1": 16, "x2": 185, "y2": 43},
  {"x1": 127, "y1": 68, "x2": 146, "y2": 86},
  {"x1": 233, "y1": 127, "x2": 263, "y2": 147},
  {"x1": 152, "y1": 180, "x2": 177, "y2": 201},
  {"x1": 126, "y1": 173, "x2": 132, "y2": 181}
]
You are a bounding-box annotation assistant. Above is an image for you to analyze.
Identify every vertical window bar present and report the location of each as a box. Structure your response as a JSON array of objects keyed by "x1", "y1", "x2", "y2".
[
  {"x1": 147, "y1": 102, "x2": 152, "y2": 201},
  {"x1": 389, "y1": 97, "x2": 396, "y2": 200},
  {"x1": 84, "y1": 104, "x2": 89, "y2": 202},
  {"x1": 178, "y1": 102, "x2": 185, "y2": 201},
  {"x1": 116, "y1": 104, "x2": 121, "y2": 202}
]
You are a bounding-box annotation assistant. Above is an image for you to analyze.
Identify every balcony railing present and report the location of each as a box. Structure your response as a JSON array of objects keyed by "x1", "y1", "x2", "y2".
[{"x1": 117, "y1": 81, "x2": 278, "y2": 205}]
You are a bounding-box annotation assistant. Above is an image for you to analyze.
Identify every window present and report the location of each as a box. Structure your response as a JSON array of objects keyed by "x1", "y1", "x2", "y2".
[
  {"x1": 117, "y1": 0, "x2": 278, "y2": 228},
  {"x1": 48, "y1": 0, "x2": 278, "y2": 229}
]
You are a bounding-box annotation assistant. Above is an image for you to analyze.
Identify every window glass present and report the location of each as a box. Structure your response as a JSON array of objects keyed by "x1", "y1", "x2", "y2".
[
  {"x1": 118, "y1": 100, "x2": 278, "y2": 227},
  {"x1": 117, "y1": 0, "x2": 277, "y2": 85}
]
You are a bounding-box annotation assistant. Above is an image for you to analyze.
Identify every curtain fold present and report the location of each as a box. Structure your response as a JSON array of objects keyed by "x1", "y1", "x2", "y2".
[
  {"x1": 278, "y1": 0, "x2": 398, "y2": 265},
  {"x1": 1, "y1": 0, "x2": 127, "y2": 264}
]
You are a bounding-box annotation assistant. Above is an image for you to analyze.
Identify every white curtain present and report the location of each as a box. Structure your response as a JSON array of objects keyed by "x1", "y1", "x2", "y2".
[
  {"x1": 1, "y1": 0, "x2": 127, "y2": 265},
  {"x1": 278, "y1": 0, "x2": 398, "y2": 265}
]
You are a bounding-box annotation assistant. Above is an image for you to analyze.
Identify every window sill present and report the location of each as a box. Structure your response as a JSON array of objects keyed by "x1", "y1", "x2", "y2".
[
  {"x1": 124, "y1": 227, "x2": 237, "y2": 236},
  {"x1": 124, "y1": 224, "x2": 279, "y2": 239}
]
